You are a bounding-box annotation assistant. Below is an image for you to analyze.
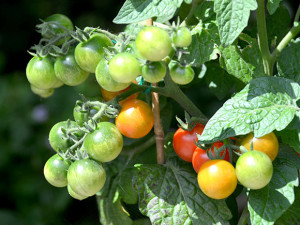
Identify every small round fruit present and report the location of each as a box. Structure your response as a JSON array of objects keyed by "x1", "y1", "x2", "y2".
[
  {"x1": 135, "y1": 26, "x2": 172, "y2": 61},
  {"x1": 235, "y1": 151, "x2": 273, "y2": 190},
  {"x1": 67, "y1": 159, "x2": 106, "y2": 196},
  {"x1": 172, "y1": 27, "x2": 192, "y2": 47},
  {"x1": 67, "y1": 184, "x2": 88, "y2": 200},
  {"x1": 26, "y1": 56, "x2": 61, "y2": 89},
  {"x1": 96, "y1": 58, "x2": 131, "y2": 92},
  {"x1": 43, "y1": 154, "x2": 70, "y2": 187},
  {"x1": 109, "y1": 52, "x2": 141, "y2": 83},
  {"x1": 75, "y1": 33, "x2": 113, "y2": 73},
  {"x1": 31, "y1": 85, "x2": 54, "y2": 98},
  {"x1": 198, "y1": 159, "x2": 237, "y2": 199},
  {"x1": 141, "y1": 61, "x2": 166, "y2": 83},
  {"x1": 240, "y1": 132, "x2": 279, "y2": 161},
  {"x1": 169, "y1": 61, "x2": 194, "y2": 85},
  {"x1": 54, "y1": 50, "x2": 89, "y2": 86},
  {"x1": 116, "y1": 99, "x2": 154, "y2": 139},
  {"x1": 173, "y1": 123, "x2": 205, "y2": 162},
  {"x1": 83, "y1": 122, "x2": 123, "y2": 162},
  {"x1": 49, "y1": 121, "x2": 79, "y2": 152}
]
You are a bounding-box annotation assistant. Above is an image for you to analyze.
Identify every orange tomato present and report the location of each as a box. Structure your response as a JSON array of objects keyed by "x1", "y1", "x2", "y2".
[{"x1": 115, "y1": 99, "x2": 154, "y2": 139}]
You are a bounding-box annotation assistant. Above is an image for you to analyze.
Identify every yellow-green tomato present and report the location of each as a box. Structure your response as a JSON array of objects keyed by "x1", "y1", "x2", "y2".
[
  {"x1": 31, "y1": 85, "x2": 54, "y2": 98},
  {"x1": 141, "y1": 61, "x2": 166, "y2": 83},
  {"x1": 67, "y1": 184, "x2": 88, "y2": 200}
]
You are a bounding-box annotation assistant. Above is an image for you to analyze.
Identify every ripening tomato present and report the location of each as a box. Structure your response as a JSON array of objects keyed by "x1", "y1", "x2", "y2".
[
  {"x1": 240, "y1": 132, "x2": 279, "y2": 161},
  {"x1": 173, "y1": 123, "x2": 205, "y2": 162},
  {"x1": 192, "y1": 142, "x2": 230, "y2": 173},
  {"x1": 197, "y1": 159, "x2": 237, "y2": 199},
  {"x1": 115, "y1": 99, "x2": 154, "y2": 139}
]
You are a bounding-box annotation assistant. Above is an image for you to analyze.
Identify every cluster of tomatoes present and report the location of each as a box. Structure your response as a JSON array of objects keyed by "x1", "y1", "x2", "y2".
[{"x1": 173, "y1": 123, "x2": 279, "y2": 199}]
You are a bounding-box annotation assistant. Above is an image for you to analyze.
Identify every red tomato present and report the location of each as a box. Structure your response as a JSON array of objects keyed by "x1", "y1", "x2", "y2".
[
  {"x1": 173, "y1": 124, "x2": 205, "y2": 162},
  {"x1": 192, "y1": 142, "x2": 230, "y2": 173}
]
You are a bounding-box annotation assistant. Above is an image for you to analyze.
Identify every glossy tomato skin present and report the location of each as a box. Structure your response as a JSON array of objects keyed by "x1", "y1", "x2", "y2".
[
  {"x1": 96, "y1": 58, "x2": 131, "y2": 92},
  {"x1": 198, "y1": 159, "x2": 237, "y2": 199},
  {"x1": 141, "y1": 61, "x2": 167, "y2": 83},
  {"x1": 43, "y1": 14, "x2": 73, "y2": 45},
  {"x1": 192, "y1": 142, "x2": 230, "y2": 173},
  {"x1": 169, "y1": 61, "x2": 195, "y2": 85},
  {"x1": 49, "y1": 121, "x2": 79, "y2": 152},
  {"x1": 172, "y1": 27, "x2": 192, "y2": 48},
  {"x1": 67, "y1": 184, "x2": 88, "y2": 200},
  {"x1": 26, "y1": 56, "x2": 61, "y2": 89},
  {"x1": 173, "y1": 123, "x2": 205, "y2": 162},
  {"x1": 135, "y1": 26, "x2": 172, "y2": 61},
  {"x1": 30, "y1": 85, "x2": 54, "y2": 98},
  {"x1": 240, "y1": 132, "x2": 279, "y2": 161},
  {"x1": 235, "y1": 151, "x2": 273, "y2": 190},
  {"x1": 116, "y1": 99, "x2": 154, "y2": 139},
  {"x1": 109, "y1": 52, "x2": 141, "y2": 83},
  {"x1": 75, "y1": 33, "x2": 113, "y2": 73},
  {"x1": 54, "y1": 49, "x2": 89, "y2": 86},
  {"x1": 83, "y1": 122, "x2": 123, "y2": 162},
  {"x1": 43, "y1": 154, "x2": 71, "y2": 187},
  {"x1": 67, "y1": 159, "x2": 106, "y2": 196}
]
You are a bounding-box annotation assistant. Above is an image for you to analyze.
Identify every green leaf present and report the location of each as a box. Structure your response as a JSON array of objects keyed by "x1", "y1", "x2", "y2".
[
  {"x1": 275, "y1": 145, "x2": 300, "y2": 169},
  {"x1": 205, "y1": 61, "x2": 235, "y2": 100},
  {"x1": 248, "y1": 156, "x2": 299, "y2": 225},
  {"x1": 277, "y1": 129, "x2": 300, "y2": 153},
  {"x1": 113, "y1": 0, "x2": 183, "y2": 24},
  {"x1": 277, "y1": 38, "x2": 300, "y2": 84},
  {"x1": 194, "y1": 1, "x2": 215, "y2": 23},
  {"x1": 199, "y1": 77, "x2": 300, "y2": 144},
  {"x1": 214, "y1": 0, "x2": 257, "y2": 46},
  {"x1": 267, "y1": 0, "x2": 283, "y2": 15},
  {"x1": 275, "y1": 187, "x2": 300, "y2": 225},
  {"x1": 133, "y1": 157, "x2": 232, "y2": 225}
]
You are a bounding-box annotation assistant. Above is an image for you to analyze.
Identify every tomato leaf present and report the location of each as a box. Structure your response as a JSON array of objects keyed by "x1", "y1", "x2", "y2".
[
  {"x1": 132, "y1": 156, "x2": 232, "y2": 225},
  {"x1": 248, "y1": 155, "x2": 299, "y2": 224},
  {"x1": 275, "y1": 145, "x2": 300, "y2": 169},
  {"x1": 198, "y1": 77, "x2": 300, "y2": 144},
  {"x1": 214, "y1": 0, "x2": 257, "y2": 47},
  {"x1": 277, "y1": 129, "x2": 300, "y2": 153},
  {"x1": 277, "y1": 38, "x2": 300, "y2": 85},
  {"x1": 113, "y1": 0, "x2": 183, "y2": 24},
  {"x1": 267, "y1": 0, "x2": 283, "y2": 15},
  {"x1": 275, "y1": 187, "x2": 300, "y2": 225}
]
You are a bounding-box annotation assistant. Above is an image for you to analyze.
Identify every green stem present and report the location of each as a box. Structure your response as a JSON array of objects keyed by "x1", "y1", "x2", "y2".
[
  {"x1": 256, "y1": 0, "x2": 272, "y2": 76},
  {"x1": 295, "y1": 4, "x2": 300, "y2": 22},
  {"x1": 237, "y1": 205, "x2": 250, "y2": 225}
]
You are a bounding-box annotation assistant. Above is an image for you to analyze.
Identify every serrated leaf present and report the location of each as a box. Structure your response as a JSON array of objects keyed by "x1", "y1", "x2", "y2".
[
  {"x1": 267, "y1": 0, "x2": 283, "y2": 15},
  {"x1": 183, "y1": 22, "x2": 220, "y2": 67},
  {"x1": 277, "y1": 129, "x2": 300, "y2": 153},
  {"x1": 133, "y1": 157, "x2": 232, "y2": 225},
  {"x1": 214, "y1": 0, "x2": 257, "y2": 46},
  {"x1": 113, "y1": 0, "x2": 183, "y2": 24},
  {"x1": 275, "y1": 187, "x2": 300, "y2": 225},
  {"x1": 277, "y1": 38, "x2": 300, "y2": 84},
  {"x1": 248, "y1": 158, "x2": 299, "y2": 225},
  {"x1": 199, "y1": 77, "x2": 300, "y2": 144}
]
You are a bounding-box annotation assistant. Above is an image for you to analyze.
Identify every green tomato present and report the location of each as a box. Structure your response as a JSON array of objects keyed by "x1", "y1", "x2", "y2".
[
  {"x1": 26, "y1": 56, "x2": 61, "y2": 89},
  {"x1": 73, "y1": 104, "x2": 109, "y2": 126},
  {"x1": 67, "y1": 184, "x2": 88, "y2": 200},
  {"x1": 43, "y1": 14, "x2": 73, "y2": 45},
  {"x1": 135, "y1": 26, "x2": 172, "y2": 61},
  {"x1": 75, "y1": 33, "x2": 113, "y2": 73},
  {"x1": 83, "y1": 122, "x2": 123, "y2": 162},
  {"x1": 52, "y1": 78, "x2": 64, "y2": 88},
  {"x1": 67, "y1": 159, "x2": 106, "y2": 196},
  {"x1": 96, "y1": 58, "x2": 131, "y2": 92},
  {"x1": 109, "y1": 52, "x2": 141, "y2": 83},
  {"x1": 54, "y1": 50, "x2": 89, "y2": 86},
  {"x1": 235, "y1": 151, "x2": 273, "y2": 190},
  {"x1": 169, "y1": 61, "x2": 195, "y2": 85},
  {"x1": 48, "y1": 121, "x2": 79, "y2": 152},
  {"x1": 30, "y1": 85, "x2": 54, "y2": 98},
  {"x1": 141, "y1": 61, "x2": 166, "y2": 83},
  {"x1": 43, "y1": 154, "x2": 70, "y2": 187},
  {"x1": 172, "y1": 27, "x2": 192, "y2": 48}
]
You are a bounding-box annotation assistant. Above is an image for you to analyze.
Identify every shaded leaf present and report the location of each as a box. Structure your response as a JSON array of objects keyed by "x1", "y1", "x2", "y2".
[{"x1": 267, "y1": 0, "x2": 283, "y2": 15}]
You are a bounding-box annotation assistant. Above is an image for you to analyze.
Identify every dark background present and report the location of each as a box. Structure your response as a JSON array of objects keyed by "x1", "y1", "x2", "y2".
[{"x1": 0, "y1": 0, "x2": 298, "y2": 225}]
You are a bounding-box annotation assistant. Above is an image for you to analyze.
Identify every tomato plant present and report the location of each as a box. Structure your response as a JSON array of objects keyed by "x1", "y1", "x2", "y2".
[
  {"x1": 116, "y1": 99, "x2": 154, "y2": 139},
  {"x1": 235, "y1": 150, "x2": 273, "y2": 190},
  {"x1": 192, "y1": 142, "x2": 230, "y2": 173},
  {"x1": 173, "y1": 123, "x2": 205, "y2": 162},
  {"x1": 169, "y1": 61, "x2": 195, "y2": 85},
  {"x1": 197, "y1": 159, "x2": 237, "y2": 199}
]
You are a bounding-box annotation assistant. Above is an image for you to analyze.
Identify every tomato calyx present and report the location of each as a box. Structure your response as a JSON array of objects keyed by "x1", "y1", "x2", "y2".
[{"x1": 176, "y1": 111, "x2": 204, "y2": 131}]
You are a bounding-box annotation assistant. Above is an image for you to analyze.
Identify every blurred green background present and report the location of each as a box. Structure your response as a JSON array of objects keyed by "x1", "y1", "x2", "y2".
[{"x1": 0, "y1": 0, "x2": 298, "y2": 224}]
